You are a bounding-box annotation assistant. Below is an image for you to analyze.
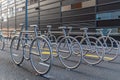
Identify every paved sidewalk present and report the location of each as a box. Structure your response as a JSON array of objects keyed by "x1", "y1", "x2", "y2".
[{"x1": 0, "y1": 47, "x2": 120, "y2": 80}]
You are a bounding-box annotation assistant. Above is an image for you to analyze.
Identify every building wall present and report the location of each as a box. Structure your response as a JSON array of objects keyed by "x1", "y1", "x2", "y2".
[{"x1": 0, "y1": 0, "x2": 120, "y2": 37}]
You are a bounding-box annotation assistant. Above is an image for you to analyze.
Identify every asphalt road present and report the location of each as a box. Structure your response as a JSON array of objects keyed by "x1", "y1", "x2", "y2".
[{"x1": 0, "y1": 45, "x2": 120, "y2": 80}]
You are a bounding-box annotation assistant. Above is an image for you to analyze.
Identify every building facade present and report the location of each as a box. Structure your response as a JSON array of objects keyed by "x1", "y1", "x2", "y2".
[{"x1": 0, "y1": 0, "x2": 120, "y2": 37}]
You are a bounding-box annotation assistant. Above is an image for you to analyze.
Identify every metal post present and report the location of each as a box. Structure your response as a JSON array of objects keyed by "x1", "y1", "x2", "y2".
[
  {"x1": 38, "y1": 0, "x2": 40, "y2": 30},
  {"x1": 25, "y1": 0, "x2": 28, "y2": 43},
  {"x1": 95, "y1": 0, "x2": 97, "y2": 27},
  {"x1": 60, "y1": 0, "x2": 62, "y2": 26},
  {"x1": 15, "y1": 0, "x2": 16, "y2": 30},
  {"x1": 25, "y1": 0, "x2": 28, "y2": 31},
  {"x1": 0, "y1": 2, "x2": 2, "y2": 29},
  {"x1": 7, "y1": 1, "x2": 9, "y2": 39}
]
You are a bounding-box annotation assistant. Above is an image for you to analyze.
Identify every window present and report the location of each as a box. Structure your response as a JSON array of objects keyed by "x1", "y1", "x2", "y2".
[
  {"x1": 0, "y1": 3, "x2": 1, "y2": 10},
  {"x1": 96, "y1": 11, "x2": 120, "y2": 20},
  {"x1": 96, "y1": 13, "x2": 112, "y2": 20},
  {"x1": 16, "y1": 6, "x2": 25, "y2": 12},
  {"x1": 62, "y1": 2, "x2": 82, "y2": 12},
  {"x1": 82, "y1": 0, "x2": 96, "y2": 8},
  {"x1": 61, "y1": 0, "x2": 96, "y2": 12},
  {"x1": 16, "y1": 8, "x2": 23, "y2": 12},
  {"x1": 30, "y1": 0, "x2": 38, "y2": 5},
  {"x1": 61, "y1": 5, "x2": 71, "y2": 12},
  {"x1": 8, "y1": 7, "x2": 15, "y2": 18},
  {"x1": 2, "y1": 13, "x2": 7, "y2": 22},
  {"x1": 71, "y1": 2, "x2": 82, "y2": 9},
  {"x1": 2, "y1": 1, "x2": 7, "y2": 10},
  {"x1": 8, "y1": 0, "x2": 14, "y2": 4}
]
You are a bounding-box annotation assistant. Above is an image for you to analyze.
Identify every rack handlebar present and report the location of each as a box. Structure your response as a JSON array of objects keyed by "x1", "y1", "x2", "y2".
[
  {"x1": 80, "y1": 28, "x2": 88, "y2": 31},
  {"x1": 59, "y1": 26, "x2": 72, "y2": 29},
  {"x1": 19, "y1": 23, "x2": 24, "y2": 26},
  {"x1": 30, "y1": 25, "x2": 38, "y2": 27}
]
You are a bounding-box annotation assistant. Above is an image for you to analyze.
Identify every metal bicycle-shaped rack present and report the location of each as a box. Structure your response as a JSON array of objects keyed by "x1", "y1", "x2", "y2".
[
  {"x1": 57, "y1": 26, "x2": 83, "y2": 69},
  {"x1": 96, "y1": 29, "x2": 119, "y2": 61},
  {"x1": 10, "y1": 24, "x2": 53, "y2": 75},
  {"x1": 75, "y1": 28, "x2": 105, "y2": 65},
  {"x1": 0, "y1": 30, "x2": 5, "y2": 50},
  {"x1": 10, "y1": 24, "x2": 120, "y2": 76},
  {"x1": 56, "y1": 27, "x2": 119, "y2": 66},
  {"x1": 0, "y1": 29, "x2": 21, "y2": 50}
]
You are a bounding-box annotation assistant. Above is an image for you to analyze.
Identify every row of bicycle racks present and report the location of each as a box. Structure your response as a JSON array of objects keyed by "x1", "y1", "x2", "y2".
[{"x1": 0, "y1": 23, "x2": 119, "y2": 77}]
